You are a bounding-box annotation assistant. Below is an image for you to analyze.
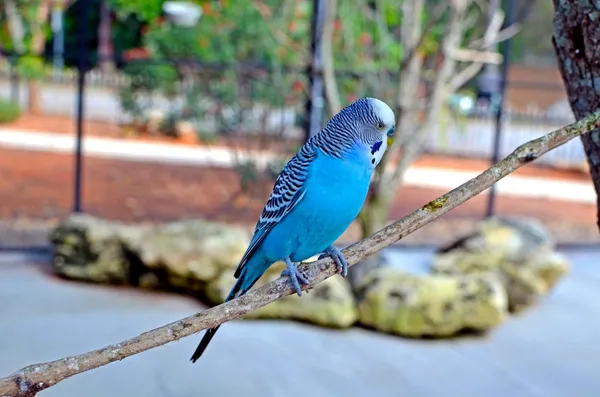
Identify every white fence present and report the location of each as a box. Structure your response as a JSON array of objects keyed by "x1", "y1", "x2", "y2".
[{"x1": 423, "y1": 116, "x2": 586, "y2": 168}]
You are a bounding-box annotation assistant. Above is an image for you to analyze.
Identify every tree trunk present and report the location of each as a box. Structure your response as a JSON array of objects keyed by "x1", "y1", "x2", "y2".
[
  {"x1": 98, "y1": 0, "x2": 115, "y2": 73},
  {"x1": 392, "y1": 0, "x2": 424, "y2": 147},
  {"x1": 321, "y1": 0, "x2": 341, "y2": 116},
  {"x1": 347, "y1": 0, "x2": 427, "y2": 289},
  {"x1": 553, "y1": 0, "x2": 600, "y2": 230},
  {"x1": 4, "y1": 0, "x2": 25, "y2": 54},
  {"x1": 387, "y1": 0, "x2": 466, "y2": 187},
  {"x1": 28, "y1": 0, "x2": 51, "y2": 115},
  {"x1": 27, "y1": 82, "x2": 42, "y2": 114}
]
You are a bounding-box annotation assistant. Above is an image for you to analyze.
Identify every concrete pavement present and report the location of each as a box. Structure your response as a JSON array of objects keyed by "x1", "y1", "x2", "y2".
[{"x1": 1, "y1": 248, "x2": 600, "y2": 397}]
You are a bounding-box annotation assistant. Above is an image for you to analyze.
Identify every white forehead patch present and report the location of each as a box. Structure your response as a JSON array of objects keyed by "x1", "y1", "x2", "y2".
[{"x1": 368, "y1": 98, "x2": 395, "y2": 126}]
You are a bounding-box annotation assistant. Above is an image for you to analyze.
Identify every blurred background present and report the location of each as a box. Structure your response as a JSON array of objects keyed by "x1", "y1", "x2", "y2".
[
  {"x1": 0, "y1": 0, "x2": 595, "y2": 247},
  {"x1": 1, "y1": 1, "x2": 599, "y2": 396}
]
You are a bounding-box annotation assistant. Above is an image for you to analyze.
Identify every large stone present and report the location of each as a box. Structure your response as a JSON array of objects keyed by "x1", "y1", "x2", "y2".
[
  {"x1": 50, "y1": 214, "x2": 150, "y2": 284},
  {"x1": 50, "y1": 213, "x2": 250, "y2": 292},
  {"x1": 432, "y1": 216, "x2": 569, "y2": 312},
  {"x1": 356, "y1": 267, "x2": 508, "y2": 337},
  {"x1": 206, "y1": 261, "x2": 358, "y2": 329},
  {"x1": 136, "y1": 219, "x2": 250, "y2": 290}
]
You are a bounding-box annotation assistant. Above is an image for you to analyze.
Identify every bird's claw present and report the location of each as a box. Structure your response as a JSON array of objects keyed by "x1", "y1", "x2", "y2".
[
  {"x1": 320, "y1": 246, "x2": 348, "y2": 277},
  {"x1": 282, "y1": 259, "x2": 310, "y2": 296}
]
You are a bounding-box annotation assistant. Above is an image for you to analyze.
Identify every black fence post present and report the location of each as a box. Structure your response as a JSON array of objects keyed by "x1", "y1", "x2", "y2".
[
  {"x1": 304, "y1": 0, "x2": 326, "y2": 142},
  {"x1": 73, "y1": 0, "x2": 91, "y2": 213},
  {"x1": 485, "y1": 0, "x2": 515, "y2": 218}
]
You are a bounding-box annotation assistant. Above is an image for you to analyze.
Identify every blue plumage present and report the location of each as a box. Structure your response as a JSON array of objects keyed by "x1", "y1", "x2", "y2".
[{"x1": 190, "y1": 97, "x2": 396, "y2": 363}]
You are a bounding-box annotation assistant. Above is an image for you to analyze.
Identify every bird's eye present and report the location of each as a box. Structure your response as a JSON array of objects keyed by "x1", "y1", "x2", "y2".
[{"x1": 376, "y1": 122, "x2": 385, "y2": 130}]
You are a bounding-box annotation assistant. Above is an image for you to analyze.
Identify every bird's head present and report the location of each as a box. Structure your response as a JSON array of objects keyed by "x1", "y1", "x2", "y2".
[
  {"x1": 364, "y1": 97, "x2": 396, "y2": 148},
  {"x1": 346, "y1": 97, "x2": 396, "y2": 167},
  {"x1": 317, "y1": 97, "x2": 395, "y2": 167}
]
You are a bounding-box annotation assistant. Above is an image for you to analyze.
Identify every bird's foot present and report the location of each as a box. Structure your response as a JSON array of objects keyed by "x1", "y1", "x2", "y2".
[
  {"x1": 281, "y1": 258, "x2": 310, "y2": 296},
  {"x1": 318, "y1": 246, "x2": 348, "y2": 277}
]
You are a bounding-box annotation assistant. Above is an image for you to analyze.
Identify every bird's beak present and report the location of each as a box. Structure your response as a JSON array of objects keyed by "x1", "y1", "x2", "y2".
[
  {"x1": 387, "y1": 135, "x2": 394, "y2": 147},
  {"x1": 387, "y1": 126, "x2": 395, "y2": 147}
]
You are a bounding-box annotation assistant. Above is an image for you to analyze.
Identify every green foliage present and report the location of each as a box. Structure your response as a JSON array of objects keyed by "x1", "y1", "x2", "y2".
[
  {"x1": 108, "y1": 0, "x2": 166, "y2": 22},
  {"x1": 125, "y1": 60, "x2": 178, "y2": 93},
  {"x1": 144, "y1": 21, "x2": 204, "y2": 61},
  {"x1": 192, "y1": 0, "x2": 308, "y2": 66},
  {"x1": 0, "y1": 99, "x2": 22, "y2": 123},
  {"x1": 118, "y1": 60, "x2": 179, "y2": 125},
  {"x1": 14, "y1": 55, "x2": 45, "y2": 80},
  {"x1": 116, "y1": 0, "x2": 311, "y2": 135}
]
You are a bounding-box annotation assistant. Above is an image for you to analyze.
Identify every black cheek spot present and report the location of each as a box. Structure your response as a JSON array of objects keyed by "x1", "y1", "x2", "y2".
[{"x1": 371, "y1": 158, "x2": 375, "y2": 164}]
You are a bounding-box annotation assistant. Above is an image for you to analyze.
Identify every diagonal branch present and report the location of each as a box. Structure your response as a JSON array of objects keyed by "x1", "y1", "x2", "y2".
[{"x1": 2, "y1": 112, "x2": 600, "y2": 397}]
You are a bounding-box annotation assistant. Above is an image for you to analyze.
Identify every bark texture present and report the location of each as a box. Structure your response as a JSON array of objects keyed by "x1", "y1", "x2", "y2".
[{"x1": 553, "y1": 0, "x2": 600, "y2": 229}]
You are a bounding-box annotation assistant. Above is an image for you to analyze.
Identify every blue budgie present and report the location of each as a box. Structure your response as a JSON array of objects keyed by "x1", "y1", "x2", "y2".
[{"x1": 190, "y1": 97, "x2": 395, "y2": 363}]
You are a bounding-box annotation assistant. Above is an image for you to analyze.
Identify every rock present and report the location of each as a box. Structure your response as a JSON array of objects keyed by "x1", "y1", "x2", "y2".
[
  {"x1": 533, "y1": 251, "x2": 570, "y2": 290},
  {"x1": 137, "y1": 219, "x2": 250, "y2": 290},
  {"x1": 356, "y1": 267, "x2": 507, "y2": 337},
  {"x1": 50, "y1": 214, "x2": 357, "y2": 329},
  {"x1": 50, "y1": 214, "x2": 150, "y2": 285},
  {"x1": 206, "y1": 261, "x2": 358, "y2": 328},
  {"x1": 50, "y1": 214, "x2": 251, "y2": 293},
  {"x1": 432, "y1": 216, "x2": 568, "y2": 312},
  {"x1": 436, "y1": 216, "x2": 555, "y2": 261},
  {"x1": 346, "y1": 252, "x2": 387, "y2": 292}
]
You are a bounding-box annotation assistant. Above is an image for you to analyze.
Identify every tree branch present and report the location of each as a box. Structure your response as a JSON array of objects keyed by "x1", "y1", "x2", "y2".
[
  {"x1": 391, "y1": 0, "x2": 425, "y2": 149},
  {"x1": 448, "y1": 4, "x2": 520, "y2": 92},
  {"x1": 2, "y1": 112, "x2": 600, "y2": 397},
  {"x1": 387, "y1": 0, "x2": 468, "y2": 186},
  {"x1": 398, "y1": 1, "x2": 448, "y2": 73}
]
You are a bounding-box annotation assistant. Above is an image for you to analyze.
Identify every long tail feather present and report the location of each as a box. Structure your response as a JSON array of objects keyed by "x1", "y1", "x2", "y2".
[{"x1": 190, "y1": 261, "x2": 268, "y2": 363}]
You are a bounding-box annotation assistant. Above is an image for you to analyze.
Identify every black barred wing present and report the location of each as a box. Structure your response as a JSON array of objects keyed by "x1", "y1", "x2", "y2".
[{"x1": 233, "y1": 146, "x2": 316, "y2": 278}]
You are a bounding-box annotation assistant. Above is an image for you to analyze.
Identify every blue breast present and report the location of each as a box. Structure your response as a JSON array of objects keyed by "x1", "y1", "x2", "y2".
[{"x1": 260, "y1": 143, "x2": 374, "y2": 262}]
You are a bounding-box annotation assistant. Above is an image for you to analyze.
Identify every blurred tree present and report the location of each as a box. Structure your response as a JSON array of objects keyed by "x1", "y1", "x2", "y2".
[
  {"x1": 510, "y1": 0, "x2": 556, "y2": 65},
  {"x1": 51, "y1": 0, "x2": 147, "y2": 70},
  {"x1": 107, "y1": 0, "x2": 165, "y2": 21},
  {"x1": 313, "y1": 0, "x2": 521, "y2": 284},
  {"x1": 553, "y1": 0, "x2": 600, "y2": 230},
  {"x1": 2, "y1": 0, "x2": 26, "y2": 54},
  {"x1": 98, "y1": 0, "x2": 114, "y2": 72},
  {"x1": 116, "y1": 0, "x2": 313, "y2": 130},
  {"x1": 0, "y1": 0, "x2": 52, "y2": 114}
]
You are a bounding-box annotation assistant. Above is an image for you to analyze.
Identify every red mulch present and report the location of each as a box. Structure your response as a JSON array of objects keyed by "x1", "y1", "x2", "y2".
[{"x1": 0, "y1": 147, "x2": 595, "y2": 226}]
